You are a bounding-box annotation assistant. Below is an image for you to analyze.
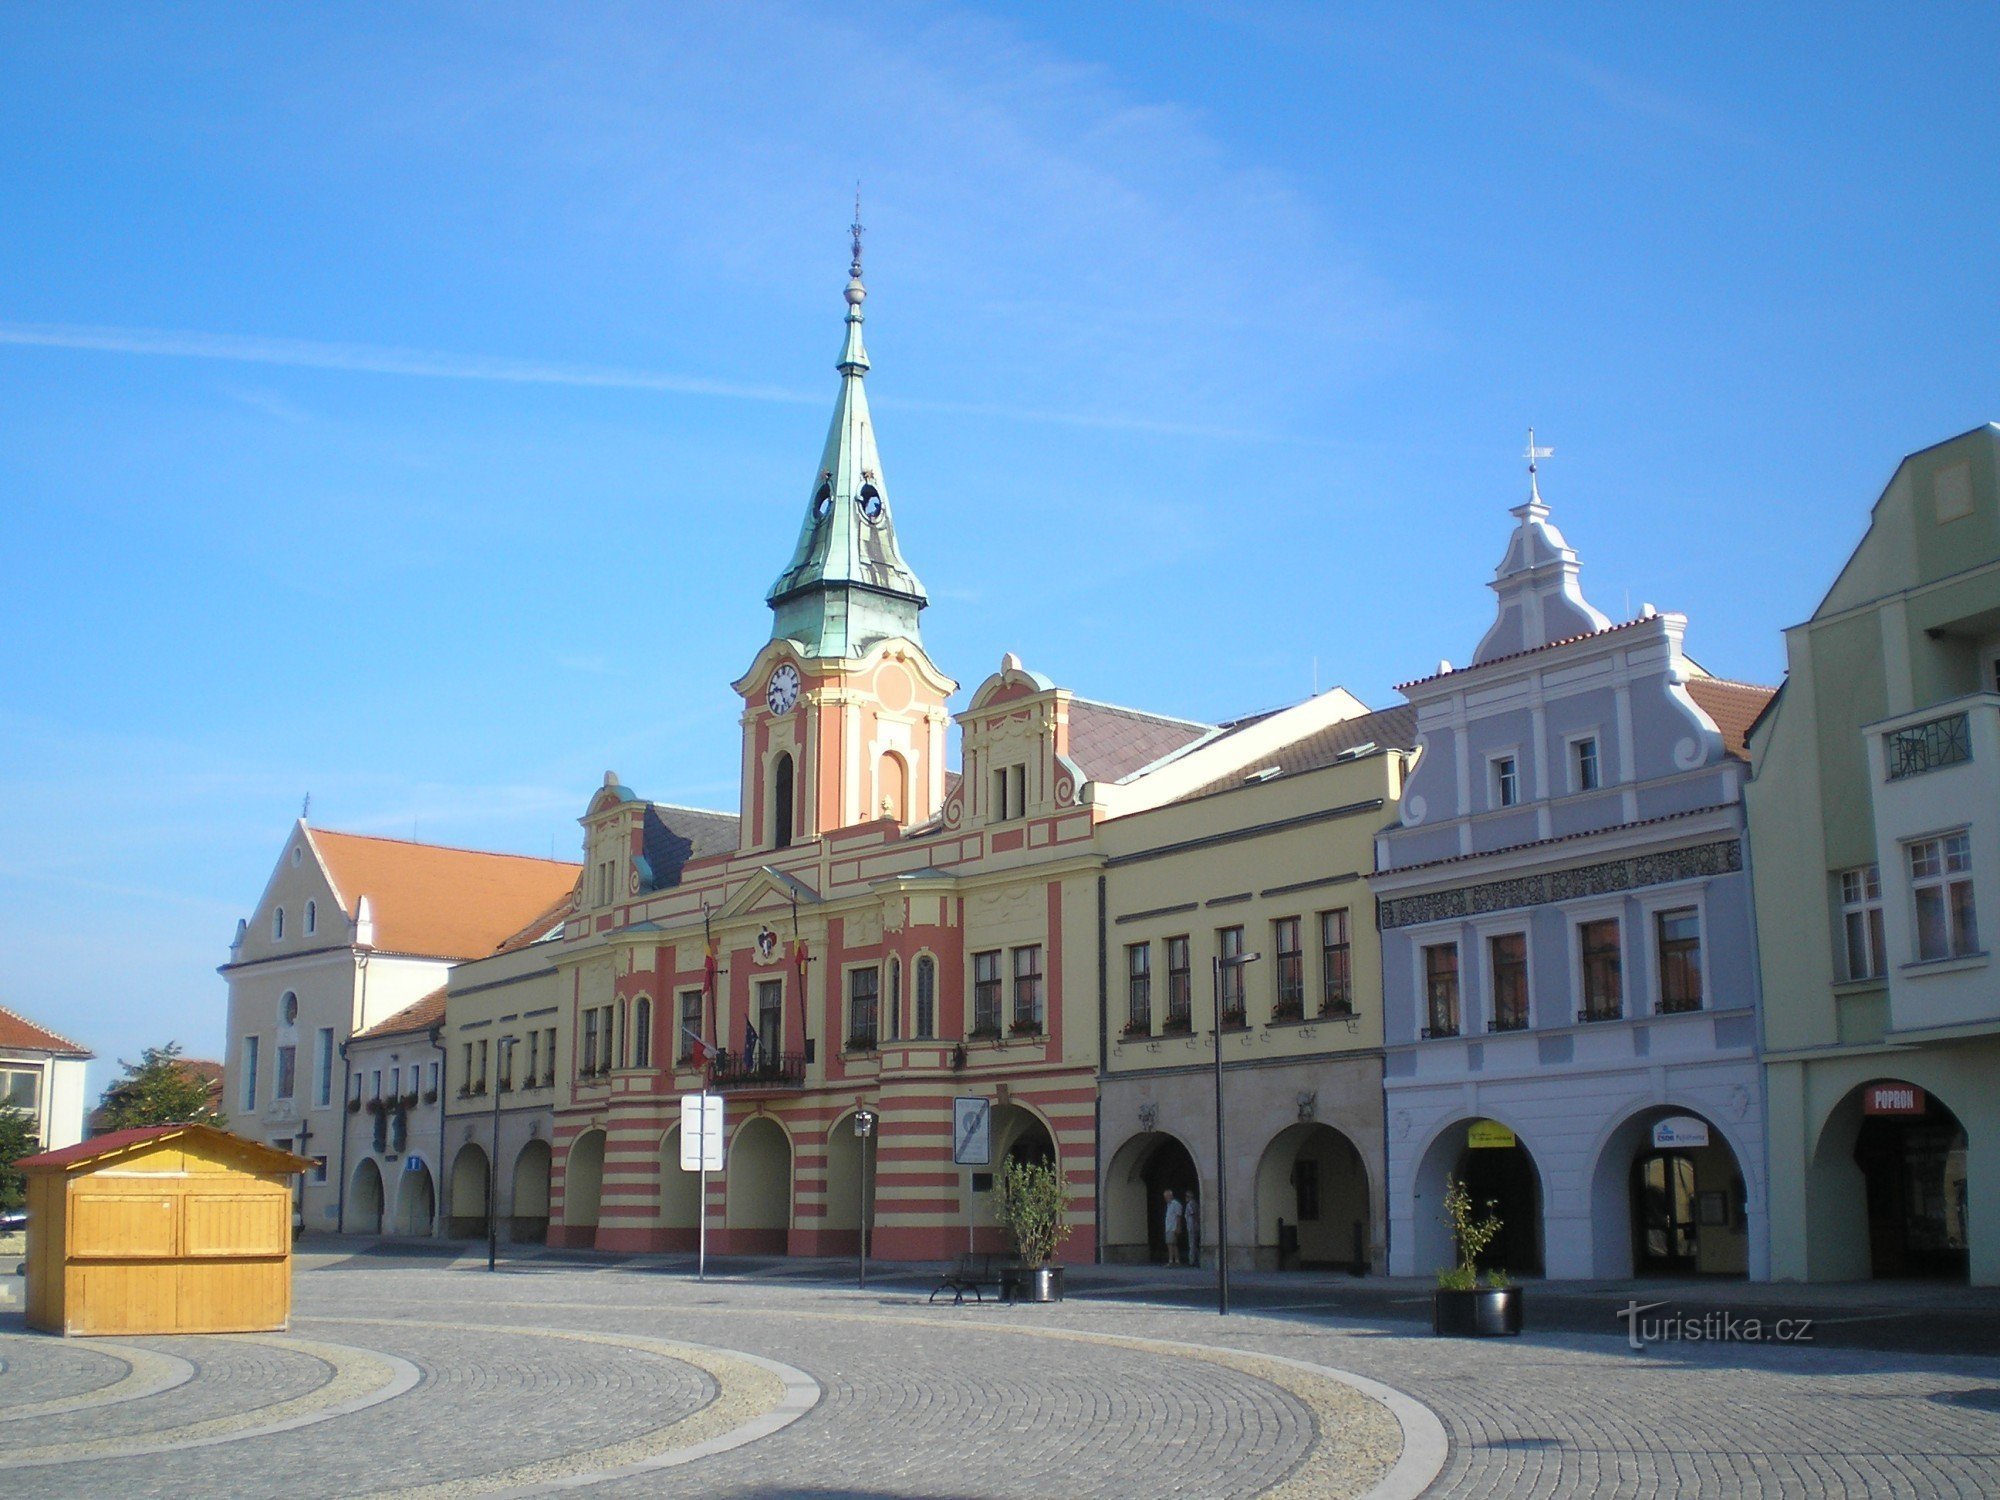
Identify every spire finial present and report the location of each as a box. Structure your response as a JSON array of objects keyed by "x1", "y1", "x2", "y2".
[
  {"x1": 849, "y1": 184, "x2": 864, "y2": 280},
  {"x1": 1524, "y1": 427, "x2": 1554, "y2": 504}
]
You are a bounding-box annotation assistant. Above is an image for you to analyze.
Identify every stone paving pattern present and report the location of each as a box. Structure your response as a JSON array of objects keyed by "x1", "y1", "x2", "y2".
[{"x1": 1, "y1": 1247, "x2": 1997, "y2": 1497}]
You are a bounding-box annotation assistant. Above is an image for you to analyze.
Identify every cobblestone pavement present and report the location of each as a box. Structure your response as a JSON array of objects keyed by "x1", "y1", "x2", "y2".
[{"x1": 0, "y1": 1248, "x2": 1996, "y2": 1497}]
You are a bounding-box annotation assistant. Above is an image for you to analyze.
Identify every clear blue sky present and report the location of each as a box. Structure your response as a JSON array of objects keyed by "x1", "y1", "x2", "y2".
[{"x1": 3, "y1": 3, "x2": 1996, "y2": 1095}]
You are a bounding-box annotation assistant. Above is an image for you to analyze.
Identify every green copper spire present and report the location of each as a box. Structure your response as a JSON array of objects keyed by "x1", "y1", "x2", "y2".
[{"x1": 766, "y1": 203, "x2": 929, "y2": 658}]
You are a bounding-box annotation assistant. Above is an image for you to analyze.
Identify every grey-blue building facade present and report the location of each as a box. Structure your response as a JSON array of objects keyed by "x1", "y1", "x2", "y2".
[{"x1": 1369, "y1": 475, "x2": 1772, "y2": 1280}]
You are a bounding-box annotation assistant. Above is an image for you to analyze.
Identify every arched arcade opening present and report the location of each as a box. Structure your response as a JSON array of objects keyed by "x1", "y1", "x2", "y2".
[
  {"x1": 1256, "y1": 1123, "x2": 1371, "y2": 1272},
  {"x1": 1413, "y1": 1118, "x2": 1544, "y2": 1278},
  {"x1": 1813, "y1": 1080, "x2": 1969, "y2": 1281},
  {"x1": 394, "y1": 1161, "x2": 435, "y2": 1237},
  {"x1": 448, "y1": 1143, "x2": 489, "y2": 1239},
  {"x1": 348, "y1": 1158, "x2": 384, "y2": 1235},
  {"x1": 726, "y1": 1115, "x2": 792, "y2": 1255},
  {"x1": 1587, "y1": 1107, "x2": 1750, "y2": 1278},
  {"x1": 512, "y1": 1139, "x2": 552, "y2": 1244},
  {"x1": 1101, "y1": 1130, "x2": 1199, "y2": 1265}
]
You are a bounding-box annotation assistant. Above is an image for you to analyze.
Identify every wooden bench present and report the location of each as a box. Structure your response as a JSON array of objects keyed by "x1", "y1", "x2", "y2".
[{"x1": 929, "y1": 1251, "x2": 1022, "y2": 1304}]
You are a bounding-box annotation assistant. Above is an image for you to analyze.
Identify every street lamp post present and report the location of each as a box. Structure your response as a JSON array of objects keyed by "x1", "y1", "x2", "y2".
[
  {"x1": 487, "y1": 1035, "x2": 517, "y2": 1273},
  {"x1": 854, "y1": 1108, "x2": 878, "y2": 1289},
  {"x1": 1211, "y1": 950, "x2": 1260, "y2": 1316}
]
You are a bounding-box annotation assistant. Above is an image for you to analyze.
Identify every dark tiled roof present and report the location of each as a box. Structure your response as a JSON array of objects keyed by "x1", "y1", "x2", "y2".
[
  {"x1": 493, "y1": 888, "x2": 577, "y2": 953},
  {"x1": 1686, "y1": 678, "x2": 1778, "y2": 761},
  {"x1": 0, "y1": 1004, "x2": 91, "y2": 1058},
  {"x1": 1177, "y1": 705, "x2": 1419, "y2": 802},
  {"x1": 640, "y1": 804, "x2": 741, "y2": 891},
  {"x1": 1067, "y1": 700, "x2": 1213, "y2": 784},
  {"x1": 1396, "y1": 617, "x2": 1654, "y2": 691},
  {"x1": 1385, "y1": 802, "x2": 1736, "y2": 874},
  {"x1": 355, "y1": 986, "x2": 449, "y2": 1040}
]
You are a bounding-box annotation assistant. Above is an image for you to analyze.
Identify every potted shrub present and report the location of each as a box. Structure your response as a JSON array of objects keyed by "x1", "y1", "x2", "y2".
[
  {"x1": 996, "y1": 1156, "x2": 1072, "y2": 1303},
  {"x1": 1432, "y1": 1175, "x2": 1523, "y2": 1337}
]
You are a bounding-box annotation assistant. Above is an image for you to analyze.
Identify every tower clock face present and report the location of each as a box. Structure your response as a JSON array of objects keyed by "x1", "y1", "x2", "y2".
[{"x1": 766, "y1": 663, "x2": 801, "y2": 715}]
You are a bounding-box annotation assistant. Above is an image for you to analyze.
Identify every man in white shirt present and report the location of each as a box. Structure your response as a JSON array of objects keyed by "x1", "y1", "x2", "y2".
[{"x1": 1162, "y1": 1189, "x2": 1184, "y2": 1266}]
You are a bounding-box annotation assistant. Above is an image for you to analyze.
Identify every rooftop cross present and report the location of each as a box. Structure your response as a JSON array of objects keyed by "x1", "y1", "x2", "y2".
[{"x1": 1524, "y1": 427, "x2": 1554, "y2": 503}]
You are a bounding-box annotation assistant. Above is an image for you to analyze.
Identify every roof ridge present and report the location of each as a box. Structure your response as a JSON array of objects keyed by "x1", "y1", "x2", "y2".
[
  {"x1": 1396, "y1": 616, "x2": 1657, "y2": 691},
  {"x1": 0, "y1": 1002, "x2": 91, "y2": 1055},
  {"x1": 1067, "y1": 696, "x2": 1215, "y2": 729},
  {"x1": 1686, "y1": 675, "x2": 1779, "y2": 694},
  {"x1": 645, "y1": 802, "x2": 741, "y2": 819},
  {"x1": 310, "y1": 826, "x2": 581, "y2": 867}
]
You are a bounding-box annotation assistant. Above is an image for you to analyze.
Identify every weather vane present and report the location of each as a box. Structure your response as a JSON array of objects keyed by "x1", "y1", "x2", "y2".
[{"x1": 1524, "y1": 427, "x2": 1553, "y2": 501}]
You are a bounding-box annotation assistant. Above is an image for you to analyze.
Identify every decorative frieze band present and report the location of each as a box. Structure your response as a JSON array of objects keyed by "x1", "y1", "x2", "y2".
[{"x1": 1377, "y1": 838, "x2": 1742, "y2": 931}]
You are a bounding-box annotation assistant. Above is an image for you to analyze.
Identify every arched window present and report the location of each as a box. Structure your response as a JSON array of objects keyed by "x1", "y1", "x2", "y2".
[
  {"x1": 616, "y1": 1000, "x2": 629, "y2": 1069},
  {"x1": 888, "y1": 956, "x2": 903, "y2": 1041},
  {"x1": 305, "y1": 900, "x2": 317, "y2": 935},
  {"x1": 879, "y1": 751, "x2": 908, "y2": 823},
  {"x1": 633, "y1": 998, "x2": 653, "y2": 1068},
  {"x1": 280, "y1": 991, "x2": 298, "y2": 1026},
  {"x1": 273, "y1": 907, "x2": 285, "y2": 940},
  {"x1": 773, "y1": 753, "x2": 795, "y2": 849},
  {"x1": 915, "y1": 956, "x2": 936, "y2": 1039}
]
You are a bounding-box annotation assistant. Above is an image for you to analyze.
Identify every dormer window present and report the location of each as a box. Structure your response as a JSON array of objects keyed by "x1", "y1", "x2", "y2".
[
  {"x1": 812, "y1": 480, "x2": 833, "y2": 520},
  {"x1": 992, "y1": 763, "x2": 1027, "y2": 821},
  {"x1": 858, "y1": 483, "x2": 884, "y2": 523}
]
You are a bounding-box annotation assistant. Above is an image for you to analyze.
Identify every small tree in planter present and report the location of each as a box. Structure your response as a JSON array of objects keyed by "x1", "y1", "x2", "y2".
[
  {"x1": 1433, "y1": 1175, "x2": 1522, "y2": 1336},
  {"x1": 996, "y1": 1156, "x2": 1072, "y2": 1302}
]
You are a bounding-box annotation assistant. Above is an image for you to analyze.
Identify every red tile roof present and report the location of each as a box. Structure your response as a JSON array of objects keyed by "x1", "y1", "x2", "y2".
[
  {"x1": 1067, "y1": 700, "x2": 1213, "y2": 784},
  {"x1": 307, "y1": 828, "x2": 580, "y2": 961},
  {"x1": 18, "y1": 1122, "x2": 310, "y2": 1174},
  {"x1": 1686, "y1": 677, "x2": 1778, "y2": 761},
  {"x1": 354, "y1": 987, "x2": 449, "y2": 1041},
  {"x1": 0, "y1": 1004, "x2": 92, "y2": 1058}
]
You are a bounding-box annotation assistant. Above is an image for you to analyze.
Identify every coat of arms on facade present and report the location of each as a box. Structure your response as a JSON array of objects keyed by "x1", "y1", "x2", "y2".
[{"x1": 755, "y1": 925, "x2": 780, "y2": 962}]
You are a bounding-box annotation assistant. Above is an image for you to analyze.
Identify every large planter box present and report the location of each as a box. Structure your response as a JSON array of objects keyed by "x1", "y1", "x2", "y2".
[{"x1": 1432, "y1": 1286, "x2": 1523, "y2": 1337}]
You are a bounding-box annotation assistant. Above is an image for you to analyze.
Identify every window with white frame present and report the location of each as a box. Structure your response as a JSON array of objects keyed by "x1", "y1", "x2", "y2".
[
  {"x1": 1422, "y1": 943, "x2": 1460, "y2": 1037},
  {"x1": 1488, "y1": 932, "x2": 1529, "y2": 1031},
  {"x1": 972, "y1": 951, "x2": 1003, "y2": 1036},
  {"x1": 1, "y1": 1067, "x2": 40, "y2": 1112},
  {"x1": 1571, "y1": 736, "x2": 1600, "y2": 792},
  {"x1": 848, "y1": 967, "x2": 880, "y2": 1049},
  {"x1": 1272, "y1": 916, "x2": 1304, "y2": 1018},
  {"x1": 1124, "y1": 942, "x2": 1152, "y2": 1033},
  {"x1": 1011, "y1": 945, "x2": 1043, "y2": 1033},
  {"x1": 915, "y1": 956, "x2": 936, "y2": 1039},
  {"x1": 1840, "y1": 865, "x2": 1887, "y2": 980},
  {"x1": 315, "y1": 1027, "x2": 334, "y2": 1106},
  {"x1": 1656, "y1": 908, "x2": 1703, "y2": 1013},
  {"x1": 1578, "y1": 917, "x2": 1624, "y2": 1022},
  {"x1": 241, "y1": 1036, "x2": 260, "y2": 1110},
  {"x1": 1909, "y1": 832, "x2": 1979, "y2": 961},
  {"x1": 1492, "y1": 755, "x2": 1520, "y2": 808}
]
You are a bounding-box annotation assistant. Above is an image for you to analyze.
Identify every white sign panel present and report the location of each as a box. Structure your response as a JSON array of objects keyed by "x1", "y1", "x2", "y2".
[
  {"x1": 1651, "y1": 1116, "x2": 1710, "y2": 1149},
  {"x1": 952, "y1": 1097, "x2": 991, "y2": 1166},
  {"x1": 680, "y1": 1093, "x2": 725, "y2": 1171}
]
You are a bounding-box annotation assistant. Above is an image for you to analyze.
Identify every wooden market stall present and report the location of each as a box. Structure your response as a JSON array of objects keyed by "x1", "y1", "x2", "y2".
[{"x1": 19, "y1": 1123, "x2": 310, "y2": 1336}]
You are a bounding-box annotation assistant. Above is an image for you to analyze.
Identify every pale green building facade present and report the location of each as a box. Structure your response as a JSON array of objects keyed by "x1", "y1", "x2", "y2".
[{"x1": 1748, "y1": 424, "x2": 2000, "y2": 1285}]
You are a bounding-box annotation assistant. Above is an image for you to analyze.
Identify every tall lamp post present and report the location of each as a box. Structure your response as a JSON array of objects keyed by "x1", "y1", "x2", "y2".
[
  {"x1": 1211, "y1": 950, "x2": 1260, "y2": 1316},
  {"x1": 487, "y1": 1035, "x2": 517, "y2": 1273},
  {"x1": 854, "y1": 1108, "x2": 878, "y2": 1289}
]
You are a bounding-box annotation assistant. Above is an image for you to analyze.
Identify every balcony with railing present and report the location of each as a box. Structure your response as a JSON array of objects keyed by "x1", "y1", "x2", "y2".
[{"x1": 706, "y1": 1049, "x2": 808, "y2": 1091}]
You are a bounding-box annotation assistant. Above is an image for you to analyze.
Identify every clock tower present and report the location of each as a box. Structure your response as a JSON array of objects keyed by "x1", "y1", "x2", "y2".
[{"x1": 733, "y1": 217, "x2": 955, "y2": 851}]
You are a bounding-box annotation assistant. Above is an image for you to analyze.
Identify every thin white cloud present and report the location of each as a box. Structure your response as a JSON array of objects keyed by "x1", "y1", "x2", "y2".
[
  {"x1": 0, "y1": 317, "x2": 1297, "y2": 442},
  {"x1": 0, "y1": 320, "x2": 819, "y2": 405}
]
